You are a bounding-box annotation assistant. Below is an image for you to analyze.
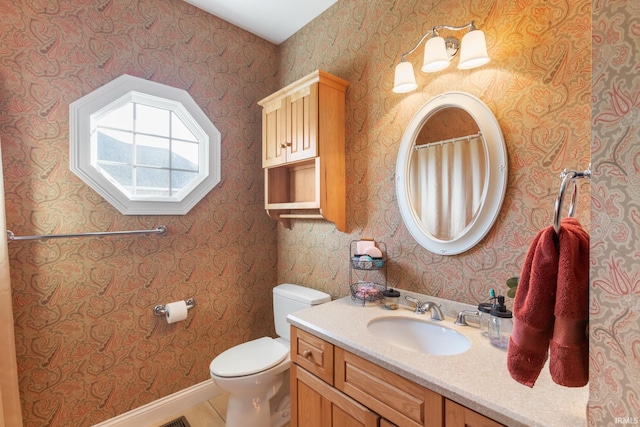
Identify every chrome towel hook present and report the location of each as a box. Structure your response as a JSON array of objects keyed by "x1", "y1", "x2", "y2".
[{"x1": 553, "y1": 165, "x2": 591, "y2": 234}]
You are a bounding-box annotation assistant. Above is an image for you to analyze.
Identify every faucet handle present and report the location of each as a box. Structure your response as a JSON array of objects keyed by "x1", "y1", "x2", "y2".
[
  {"x1": 454, "y1": 310, "x2": 479, "y2": 326},
  {"x1": 404, "y1": 295, "x2": 423, "y2": 313}
]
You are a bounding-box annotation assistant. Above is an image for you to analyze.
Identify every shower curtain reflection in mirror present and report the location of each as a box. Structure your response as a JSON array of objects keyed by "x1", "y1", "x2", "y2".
[{"x1": 409, "y1": 135, "x2": 486, "y2": 241}]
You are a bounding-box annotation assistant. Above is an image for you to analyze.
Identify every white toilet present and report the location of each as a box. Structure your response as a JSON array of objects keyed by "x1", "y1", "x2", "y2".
[{"x1": 209, "y1": 284, "x2": 331, "y2": 427}]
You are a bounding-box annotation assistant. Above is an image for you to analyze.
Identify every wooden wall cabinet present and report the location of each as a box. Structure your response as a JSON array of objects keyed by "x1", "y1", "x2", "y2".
[
  {"x1": 258, "y1": 70, "x2": 349, "y2": 231},
  {"x1": 290, "y1": 326, "x2": 505, "y2": 427}
]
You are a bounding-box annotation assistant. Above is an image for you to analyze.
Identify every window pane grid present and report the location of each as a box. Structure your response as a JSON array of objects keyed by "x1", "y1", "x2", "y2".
[{"x1": 95, "y1": 100, "x2": 201, "y2": 197}]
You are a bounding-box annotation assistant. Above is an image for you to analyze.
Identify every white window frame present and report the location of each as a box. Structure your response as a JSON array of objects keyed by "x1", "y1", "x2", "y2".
[{"x1": 69, "y1": 74, "x2": 221, "y2": 215}]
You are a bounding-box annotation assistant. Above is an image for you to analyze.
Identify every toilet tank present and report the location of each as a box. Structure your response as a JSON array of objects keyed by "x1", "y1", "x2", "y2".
[{"x1": 273, "y1": 284, "x2": 331, "y2": 341}]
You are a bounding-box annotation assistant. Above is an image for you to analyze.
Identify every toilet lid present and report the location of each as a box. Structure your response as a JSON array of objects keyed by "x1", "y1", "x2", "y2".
[{"x1": 210, "y1": 337, "x2": 288, "y2": 378}]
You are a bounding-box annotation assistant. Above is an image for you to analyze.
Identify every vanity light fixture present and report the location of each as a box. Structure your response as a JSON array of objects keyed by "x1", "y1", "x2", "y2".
[{"x1": 393, "y1": 21, "x2": 490, "y2": 93}]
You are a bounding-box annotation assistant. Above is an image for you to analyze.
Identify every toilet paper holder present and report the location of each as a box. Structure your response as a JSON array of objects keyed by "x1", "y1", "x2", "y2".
[{"x1": 153, "y1": 298, "x2": 196, "y2": 316}]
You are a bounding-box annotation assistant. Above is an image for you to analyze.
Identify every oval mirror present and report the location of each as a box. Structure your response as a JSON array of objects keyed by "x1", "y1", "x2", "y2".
[{"x1": 396, "y1": 92, "x2": 507, "y2": 255}]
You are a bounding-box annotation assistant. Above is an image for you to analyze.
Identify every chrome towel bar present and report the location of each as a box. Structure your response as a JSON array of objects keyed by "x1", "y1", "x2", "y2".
[{"x1": 6, "y1": 225, "x2": 168, "y2": 242}]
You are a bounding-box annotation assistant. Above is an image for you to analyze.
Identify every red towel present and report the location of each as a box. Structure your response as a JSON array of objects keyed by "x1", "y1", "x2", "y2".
[
  {"x1": 549, "y1": 217, "x2": 589, "y2": 387},
  {"x1": 507, "y1": 224, "x2": 558, "y2": 387},
  {"x1": 507, "y1": 217, "x2": 589, "y2": 388}
]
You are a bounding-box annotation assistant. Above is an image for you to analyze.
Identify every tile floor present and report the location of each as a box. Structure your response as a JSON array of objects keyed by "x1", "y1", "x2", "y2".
[
  {"x1": 149, "y1": 393, "x2": 290, "y2": 427},
  {"x1": 150, "y1": 393, "x2": 228, "y2": 427}
]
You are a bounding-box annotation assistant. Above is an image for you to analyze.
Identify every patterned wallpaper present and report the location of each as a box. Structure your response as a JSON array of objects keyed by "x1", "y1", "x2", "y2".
[
  {"x1": 590, "y1": 1, "x2": 640, "y2": 425},
  {"x1": 0, "y1": 0, "x2": 279, "y2": 425},
  {"x1": 277, "y1": 0, "x2": 591, "y2": 303},
  {"x1": 2, "y1": 0, "x2": 635, "y2": 425}
]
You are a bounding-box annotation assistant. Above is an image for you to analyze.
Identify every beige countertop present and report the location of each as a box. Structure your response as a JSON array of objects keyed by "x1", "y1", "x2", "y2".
[{"x1": 288, "y1": 292, "x2": 588, "y2": 427}]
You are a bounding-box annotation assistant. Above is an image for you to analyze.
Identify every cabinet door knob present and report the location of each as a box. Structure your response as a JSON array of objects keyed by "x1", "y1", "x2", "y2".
[
  {"x1": 302, "y1": 350, "x2": 312, "y2": 358},
  {"x1": 280, "y1": 144, "x2": 287, "y2": 148}
]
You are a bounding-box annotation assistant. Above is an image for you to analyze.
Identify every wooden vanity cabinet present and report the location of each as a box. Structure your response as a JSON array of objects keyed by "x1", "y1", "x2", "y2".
[
  {"x1": 291, "y1": 326, "x2": 334, "y2": 385},
  {"x1": 258, "y1": 70, "x2": 349, "y2": 231},
  {"x1": 292, "y1": 364, "x2": 380, "y2": 427},
  {"x1": 335, "y1": 348, "x2": 443, "y2": 427},
  {"x1": 290, "y1": 326, "x2": 505, "y2": 427},
  {"x1": 445, "y1": 399, "x2": 504, "y2": 427}
]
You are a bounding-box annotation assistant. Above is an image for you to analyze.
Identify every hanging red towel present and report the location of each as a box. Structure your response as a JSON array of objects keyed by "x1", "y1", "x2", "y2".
[
  {"x1": 507, "y1": 217, "x2": 589, "y2": 388},
  {"x1": 507, "y1": 224, "x2": 558, "y2": 387},
  {"x1": 549, "y1": 217, "x2": 589, "y2": 387}
]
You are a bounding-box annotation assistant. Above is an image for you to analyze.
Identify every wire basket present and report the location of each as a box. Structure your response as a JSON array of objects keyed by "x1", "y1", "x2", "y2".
[
  {"x1": 349, "y1": 282, "x2": 385, "y2": 306},
  {"x1": 351, "y1": 255, "x2": 385, "y2": 270}
]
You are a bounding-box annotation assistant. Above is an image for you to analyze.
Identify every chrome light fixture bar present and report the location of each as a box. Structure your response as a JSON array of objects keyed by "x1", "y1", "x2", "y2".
[{"x1": 393, "y1": 21, "x2": 490, "y2": 93}]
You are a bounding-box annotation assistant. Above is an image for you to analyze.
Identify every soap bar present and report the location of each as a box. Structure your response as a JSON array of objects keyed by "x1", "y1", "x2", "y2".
[
  {"x1": 356, "y1": 240, "x2": 375, "y2": 255},
  {"x1": 363, "y1": 246, "x2": 382, "y2": 258}
]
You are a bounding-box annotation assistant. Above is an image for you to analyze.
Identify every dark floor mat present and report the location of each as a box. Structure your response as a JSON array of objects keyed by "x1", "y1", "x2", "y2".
[{"x1": 158, "y1": 415, "x2": 191, "y2": 427}]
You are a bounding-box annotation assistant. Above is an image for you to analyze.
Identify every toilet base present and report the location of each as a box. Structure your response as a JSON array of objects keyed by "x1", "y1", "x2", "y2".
[
  {"x1": 271, "y1": 392, "x2": 290, "y2": 427},
  {"x1": 216, "y1": 368, "x2": 290, "y2": 427},
  {"x1": 226, "y1": 393, "x2": 271, "y2": 427}
]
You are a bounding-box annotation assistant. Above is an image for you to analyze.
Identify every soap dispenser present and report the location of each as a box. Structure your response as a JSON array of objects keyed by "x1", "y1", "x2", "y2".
[{"x1": 488, "y1": 295, "x2": 512, "y2": 349}]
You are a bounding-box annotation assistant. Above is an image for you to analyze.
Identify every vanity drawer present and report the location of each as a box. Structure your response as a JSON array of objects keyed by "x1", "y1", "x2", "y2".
[
  {"x1": 291, "y1": 326, "x2": 334, "y2": 385},
  {"x1": 335, "y1": 347, "x2": 443, "y2": 427}
]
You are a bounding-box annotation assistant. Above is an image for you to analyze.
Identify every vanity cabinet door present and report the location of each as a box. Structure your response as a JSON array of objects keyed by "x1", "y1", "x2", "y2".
[
  {"x1": 291, "y1": 364, "x2": 380, "y2": 427},
  {"x1": 335, "y1": 348, "x2": 443, "y2": 427},
  {"x1": 291, "y1": 326, "x2": 334, "y2": 385},
  {"x1": 445, "y1": 399, "x2": 505, "y2": 427}
]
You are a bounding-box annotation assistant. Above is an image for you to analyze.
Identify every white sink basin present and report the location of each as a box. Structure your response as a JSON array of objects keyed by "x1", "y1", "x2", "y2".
[{"x1": 367, "y1": 316, "x2": 471, "y2": 356}]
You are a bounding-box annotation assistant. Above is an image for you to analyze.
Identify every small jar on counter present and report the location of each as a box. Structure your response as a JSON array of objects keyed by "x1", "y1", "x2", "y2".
[
  {"x1": 488, "y1": 296, "x2": 513, "y2": 349},
  {"x1": 477, "y1": 302, "x2": 493, "y2": 338},
  {"x1": 382, "y1": 288, "x2": 401, "y2": 310}
]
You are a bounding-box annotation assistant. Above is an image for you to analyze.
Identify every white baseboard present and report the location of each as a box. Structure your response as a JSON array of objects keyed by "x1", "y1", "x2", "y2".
[{"x1": 93, "y1": 379, "x2": 222, "y2": 427}]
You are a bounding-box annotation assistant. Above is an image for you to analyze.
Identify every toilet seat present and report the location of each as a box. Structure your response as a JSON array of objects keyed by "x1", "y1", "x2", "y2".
[{"x1": 210, "y1": 337, "x2": 288, "y2": 378}]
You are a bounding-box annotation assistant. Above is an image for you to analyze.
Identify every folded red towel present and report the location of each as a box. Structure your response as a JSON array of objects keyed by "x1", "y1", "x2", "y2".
[
  {"x1": 507, "y1": 217, "x2": 589, "y2": 388},
  {"x1": 550, "y1": 217, "x2": 589, "y2": 387},
  {"x1": 507, "y1": 224, "x2": 558, "y2": 387}
]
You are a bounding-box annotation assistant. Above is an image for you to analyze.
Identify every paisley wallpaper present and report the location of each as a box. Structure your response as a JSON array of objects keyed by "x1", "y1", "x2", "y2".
[
  {"x1": 0, "y1": 0, "x2": 636, "y2": 425},
  {"x1": 590, "y1": 1, "x2": 640, "y2": 425},
  {"x1": 0, "y1": 0, "x2": 279, "y2": 425},
  {"x1": 277, "y1": 1, "x2": 591, "y2": 309}
]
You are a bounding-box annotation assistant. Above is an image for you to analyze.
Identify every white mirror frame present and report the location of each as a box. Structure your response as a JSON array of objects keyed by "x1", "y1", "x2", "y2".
[
  {"x1": 69, "y1": 74, "x2": 221, "y2": 215},
  {"x1": 396, "y1": 92, "x2": 508, "y2": 255}
]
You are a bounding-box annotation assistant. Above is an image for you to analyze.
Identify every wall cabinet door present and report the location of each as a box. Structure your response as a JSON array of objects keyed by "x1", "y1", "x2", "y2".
[
  {"x1": 286, "y1": 83, "x2": 318, "y2": 164},
  {"x1": 445, "y1": 399, "x2": 505, "y2": 427},
  {"x1": 261, "y1": 84, "x2": 318, "y2": 168},
  {"x1": 291, "y1": 364, "x2": 380, "y2": 427},
  {"x1": 262, "y1": 96, "x2": 287, "y2": 167}
]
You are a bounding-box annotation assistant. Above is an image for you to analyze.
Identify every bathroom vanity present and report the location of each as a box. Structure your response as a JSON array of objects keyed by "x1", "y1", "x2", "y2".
[{"x1": 288, "y1": 295, "x2": 588, "y2": 427}]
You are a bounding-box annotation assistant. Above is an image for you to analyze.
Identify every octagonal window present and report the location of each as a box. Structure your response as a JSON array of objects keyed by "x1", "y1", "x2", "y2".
[{"x1": 69, "y1": 75, "x2": 220, "y2": 215}]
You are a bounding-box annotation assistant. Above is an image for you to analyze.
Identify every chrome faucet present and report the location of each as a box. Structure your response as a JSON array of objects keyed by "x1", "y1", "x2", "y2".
[{"x1": 404, "y1": 296, "x2": 444, "y2": 321}]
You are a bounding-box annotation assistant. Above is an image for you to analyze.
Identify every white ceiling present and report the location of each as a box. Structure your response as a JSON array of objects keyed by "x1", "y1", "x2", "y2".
[{"x1": 182, "y1": 0, "x2": 338, "y2": 45}]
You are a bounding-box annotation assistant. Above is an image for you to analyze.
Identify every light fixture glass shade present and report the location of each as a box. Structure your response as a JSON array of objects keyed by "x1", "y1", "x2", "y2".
[
  {"x1": 457, "y1": 29, "x2": 490, "y2": 70},
  {"x1": 421, "y1": 36, "x2": 450, "y2": 73},
  {"x1": 393, "y1": 61, "x2": 418, "y2": 93}
]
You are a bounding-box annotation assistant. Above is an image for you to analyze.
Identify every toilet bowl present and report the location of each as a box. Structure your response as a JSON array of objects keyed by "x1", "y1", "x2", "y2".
[{"x1": 209, "y1": 284, "x2": 331, "y2": 427}]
